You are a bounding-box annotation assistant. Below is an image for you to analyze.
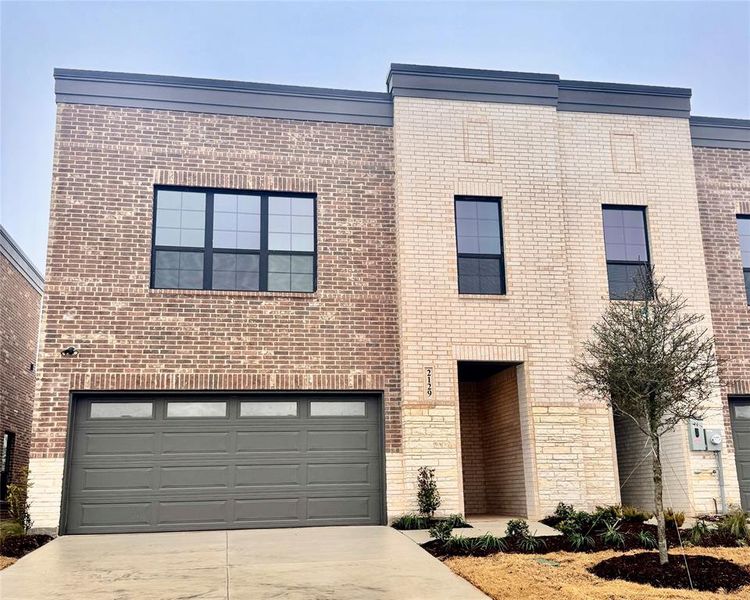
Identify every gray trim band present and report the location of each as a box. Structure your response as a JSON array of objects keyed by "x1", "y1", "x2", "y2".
[
  {"x1": 388, "y1": 64, "x2": 692, "y2": 118},
  {"x1": 0, "y1": 226, "x2": 44, "y2": 293},
  {"x1": 690, "y1": 116, "x2": 750, "y2": 150},
  {"x1": 55, "y1": 69, "x2": 393, "y2": 127}
]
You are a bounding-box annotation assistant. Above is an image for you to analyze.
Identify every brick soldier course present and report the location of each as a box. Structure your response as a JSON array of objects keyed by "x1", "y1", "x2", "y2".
[{"x1": 26, "y1": 65, "x2": 750, "y2": 532}]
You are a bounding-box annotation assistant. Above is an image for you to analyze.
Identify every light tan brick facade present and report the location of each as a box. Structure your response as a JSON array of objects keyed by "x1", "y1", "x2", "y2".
[{"x1": 390, "y1": 94, "x2": 740, "y2": 518}]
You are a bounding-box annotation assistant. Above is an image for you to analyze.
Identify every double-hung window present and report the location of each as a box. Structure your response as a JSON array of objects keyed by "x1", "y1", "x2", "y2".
[
  {"x1": 151, "y1": 187, "x2": 316, "y2": 292},
  {"x1": 602, "y1": 205, "x2": 650, "y2": 300},
  {"x1": 455, "y1": 197, "x2": 505, "y2": 295},
  {"x1": 738, "y1": 216, "x2": 750, "y2": 304}
]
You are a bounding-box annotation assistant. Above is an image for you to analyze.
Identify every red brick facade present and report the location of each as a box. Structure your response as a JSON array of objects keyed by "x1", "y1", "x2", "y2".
[
  {"x1": 693, "y1": 146, "x2": 750, "y2": 446},
  {"x1": 31, "y1": 104, "x2": 401, "y2": 461},
  {"x1": 0, "y1": 252, "x2": 42, "y2": 509}
]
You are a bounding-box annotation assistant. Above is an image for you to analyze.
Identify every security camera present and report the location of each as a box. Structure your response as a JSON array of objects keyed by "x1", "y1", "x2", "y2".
[{"x1": 61, "y1": 346, "x2": 79, "y2": 356}]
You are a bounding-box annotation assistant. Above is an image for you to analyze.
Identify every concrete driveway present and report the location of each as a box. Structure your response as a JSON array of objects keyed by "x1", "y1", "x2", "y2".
[{"x1": 0, "y1": 526, "x2": 487, "y2": 599}]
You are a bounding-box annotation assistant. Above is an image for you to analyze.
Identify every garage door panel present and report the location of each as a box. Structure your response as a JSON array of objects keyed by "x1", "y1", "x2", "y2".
[
  {"x1": 235, "y1": 464, "x2": 302, "y2": 487},
  {"x1": 162, "y1": 432, "x2": 231, "y2": 454},
  {"x1": 236, "y1": 430, "x2": 302, "y2": 453},
  {"x1": 307, "y1": 430, "x2": 371, "y2": 452},
  {"x1": 71, "y1": 466, "x2": 154, "y2": 493},
  {"x1": 234, "y1": 498, "x2": 302, "y2": 523},
  {"x1": 81, "y1": 432, "x2": 157, "y2": 456},
  {"x1": 65, "y1": 394, "x2": 383, "y2": 533},
  {"x1": 77, "y1": 502, "x2": 152, "y2": 528},
  {"x1": 160, "y1": 465, "x2": 230, "y2": 490}
]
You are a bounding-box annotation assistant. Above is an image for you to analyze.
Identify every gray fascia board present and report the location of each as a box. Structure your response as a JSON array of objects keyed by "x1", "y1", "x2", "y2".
[
  {"x1": 387, "y1": 64, "x2": 692, "y2": 118},
  {"x1": 0, "y1": 226, "x2": 44, "y2": 294},
  {"x1": 54, "y1": 69, "x2": 393, "y2": 126},
  {"x1": 388, "y1": 64, "x2": 559, "y2": 107},
  {"x1": 558, "y1": 79, "x2": 691, "y2": 118},
  {"x1": 690, "y1": 116, "x2": 750, "y2": 149}
]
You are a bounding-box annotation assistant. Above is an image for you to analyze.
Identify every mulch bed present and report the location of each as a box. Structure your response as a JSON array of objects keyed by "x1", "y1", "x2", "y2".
[
  {"x1": 0, "y1": 534, "x2": 53, "y2": 558},
  {"x1": 589, "y1": 552, "x2": 750, "y2": 592}
]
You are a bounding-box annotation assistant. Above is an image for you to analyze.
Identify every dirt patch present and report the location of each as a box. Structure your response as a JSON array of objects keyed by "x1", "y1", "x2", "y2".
[
  {"x1": 0, "y1": 556, "x2": 17, "y2": 570},
  {"x1": 445, "y1": 547, "x2": 750, "y2": 600},
  {"x1": 589, "y1": 552, "x2": 750, "y2": 592}
]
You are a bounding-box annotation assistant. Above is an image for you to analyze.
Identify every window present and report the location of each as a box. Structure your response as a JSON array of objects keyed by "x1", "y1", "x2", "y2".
[
  {"x1": 0, "y1": 432, "x2": 14, "y2": 500},
  {"x1": 602, "y1": 206, "x2": 650, "y2": 300},
  {"x1": 240, "y1": 401, "x2": 298, "y2": 417},
  {"x1": 455, "y1": 197, "x2": 505, "y2": 294},
  {"x1": 738, "y1": 216, "x2": 750, "y2": 304},
  {"x1": 90, "y1": 402, "x2": 153, "y2": 419},
  {"x1": 310, "y1": 401, "x2": 366, "y2": 417},
  {"x1": 167, "y1": 402, "x2": 227, "y2": 418},
  {"x1": 152, "y1": 187, "x2": 315, "y2": 292}
]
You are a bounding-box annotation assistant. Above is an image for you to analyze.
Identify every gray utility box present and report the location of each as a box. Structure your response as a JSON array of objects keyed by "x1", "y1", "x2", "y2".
[
  {"x1": 689, "y1": 419, "x2": 706, "y2": 451},
  {"x1": 705, "y1": 429, "x2": 723, "y2": 452}
]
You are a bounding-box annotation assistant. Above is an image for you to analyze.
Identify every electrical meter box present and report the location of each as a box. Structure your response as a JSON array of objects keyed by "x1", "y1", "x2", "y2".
[
  {"x1": 689, "y1": 419, "x2": 706, "y2": 451},
  {"x1": 705, "y1": 429, "x2": 723, "y2": 452}
]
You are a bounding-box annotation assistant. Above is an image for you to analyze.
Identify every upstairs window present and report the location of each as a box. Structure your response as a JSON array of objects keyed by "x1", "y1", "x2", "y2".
[
  {"x1": 455, "y1": 197, "x2": 505, "y2": 295},
  {"x1": 602, "y1": 206, "x2": 650, "y2": 300},
  {"x1": 738, "y1": 216, "x2": 750, "y2": 304},
  {"x1": 151, "y1": 187, "x2": 315, "y2": 292}
]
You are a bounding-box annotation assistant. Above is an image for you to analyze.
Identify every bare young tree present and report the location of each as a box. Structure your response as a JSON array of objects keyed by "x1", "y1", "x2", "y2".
[{"x1": 573, "y1": 268, "x2": 721, "y2": 565}]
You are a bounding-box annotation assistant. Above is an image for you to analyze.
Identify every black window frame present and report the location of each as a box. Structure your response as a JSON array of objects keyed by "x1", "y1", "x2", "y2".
[
  {"x1": 454, "y1": 196, "x2": 506, "y2": 295},
  {"x1": 0, "y1": 431, "x2": 14, "y2": 501},
  {"x1": 151, "y1": 185, "x2": 317, "y2": 293},
  {"x1": 602, "y1": 204, "x2": 651, "y2": 301},
  {"x1": 738, "y1": 215, "x2": 750, "y2": 305}
]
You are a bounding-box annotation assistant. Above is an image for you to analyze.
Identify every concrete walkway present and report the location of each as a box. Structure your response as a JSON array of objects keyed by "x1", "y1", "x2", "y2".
[{"x1": 0, "y1": 526, "x2": 487, "y2": 600}]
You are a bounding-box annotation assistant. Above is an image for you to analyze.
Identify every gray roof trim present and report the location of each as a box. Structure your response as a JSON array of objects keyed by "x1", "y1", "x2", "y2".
[
  {"x1": 690, "y1": 116, "x2": 750, "y2": 149},
  {"x1": 558, "y1": 79, "x2": 692, "y2": 118},
  {"x1": 0, "y1": 226, "x2": 44, "y2": 294},
  {"x1": 388, "y1": 63, "x2": 559, "y2": 107},
  {"x1": 388, "y1": 64, "x2": 692, "y2": 118},
  {"x1": 54, "y1": 69, "x2": 393, "y2": 126}
]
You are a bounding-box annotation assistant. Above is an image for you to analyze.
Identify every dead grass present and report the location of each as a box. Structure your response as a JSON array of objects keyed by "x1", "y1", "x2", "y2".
[
  {"x1": 445, "y1": 547, "x2": 750, "y2": 600},
  {"x1": 0, "y1": 556, "x2": 17, "y2": 570}
]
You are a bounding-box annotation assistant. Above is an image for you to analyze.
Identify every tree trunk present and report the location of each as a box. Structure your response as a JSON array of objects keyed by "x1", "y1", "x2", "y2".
[{"x1": 651, "y1": 434, "x2": 669, "y2": 565}]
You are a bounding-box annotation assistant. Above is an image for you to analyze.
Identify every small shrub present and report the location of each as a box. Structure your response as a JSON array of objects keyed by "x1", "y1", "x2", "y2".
[
  {"x1": 7, "y1": 467, "x2": 33, "y2": 533},
  {"x1": 0, "y1": 520, "x2": 24, "y2": 542},
  {"x1": 442, "y1": 513, "x2": 469, "y2": 528},
  {"x1": 717, "y1": 507, "x2": 750, "y2": 542},
  {"x1": 593, "y1": 505, "x2": 621, "y2": 527},
  {"x1": 689, "y1": 519, "x2": 711, "y2": 545},
  {"x1": 516, "y1": 533, "x2": 545, "y2": 553},
  {"x1": 416, "y1": 466, "x2": 441, "y2": 518},
  {"x1": 446, "y1": 533, "x2": 506, "y2": 555},
  {"x1": 505, "y1": 519, "x2": 531, "y2": 539},
  {"x1": 553, "y1": 502, "x2": 575, "y2": 521},
  {"x1": 391, "y1": 513, "x2": 429, "y2": 530},
  {"x1": 429, "y1": 520, "x2": 454, "y2": 542},
  {"x1": 620, "y1": 505, "x2": 653, "y2": 523},
  {"x1": 637, "y1": 530, "x2": 657, "y2": 549},
  {"x1": 664, "y1": 508, "x2": 685, "y2": 528},
  {"x1": 600, "y1": 520, "x2": 625, "y2": 549},
  {"x1": 558, "y1": 510, "x2": 596, "y2": 536},
  {"x1": 567, "y1": 531, "x2": 596, "y2": 551}
]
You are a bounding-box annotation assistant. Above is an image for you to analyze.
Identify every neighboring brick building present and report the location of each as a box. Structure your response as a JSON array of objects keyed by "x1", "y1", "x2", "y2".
[
  {"x1": 692, "y1": 117, "x2": 750, "y2": 509},
  {"x1": 1, "y1": 226, "x2": 43, "y2": 517},
  {"x1": 28, "y1": 65, "x2": 749, "y2": 534}
]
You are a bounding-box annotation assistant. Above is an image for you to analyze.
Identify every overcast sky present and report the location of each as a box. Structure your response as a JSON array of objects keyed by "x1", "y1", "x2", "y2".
[{"x1": 1, "y1": 0, "x2": 749, "y2": 272}]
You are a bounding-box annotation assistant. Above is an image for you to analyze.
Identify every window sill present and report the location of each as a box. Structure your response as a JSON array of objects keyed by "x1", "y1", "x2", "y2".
[
  {"x1": 148, "y1": 288, "x2": 318, "y2": 300},
  {"x1": 458, "y1": 293, "x2": 510, "y2": 301}
]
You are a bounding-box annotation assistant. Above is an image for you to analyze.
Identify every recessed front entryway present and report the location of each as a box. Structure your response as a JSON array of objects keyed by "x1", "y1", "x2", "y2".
[
  {"x1": 458, "y1": 361, "x2": 527, "y2": 518},
  {"x1": 63, "y1": 393, "x2": 384, "y2": 534}
]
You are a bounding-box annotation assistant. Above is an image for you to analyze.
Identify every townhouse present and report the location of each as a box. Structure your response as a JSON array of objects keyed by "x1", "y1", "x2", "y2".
[
  {"x1": 27, "y1": 64, "x2": 749, "y2": 534},
  {"x1": 1, "y1": 226, "x2": 44, "y2": 517}
]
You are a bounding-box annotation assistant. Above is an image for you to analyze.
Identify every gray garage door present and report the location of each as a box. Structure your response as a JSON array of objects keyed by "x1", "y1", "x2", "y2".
[
  {"x1": 64, "y1": 394, "x2": 384, "y2": 534},
  {"x1": 730, "y1": 398, "x2": 750, "y2": 511}
]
